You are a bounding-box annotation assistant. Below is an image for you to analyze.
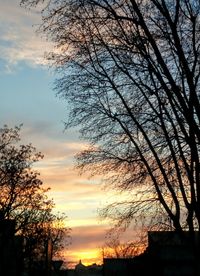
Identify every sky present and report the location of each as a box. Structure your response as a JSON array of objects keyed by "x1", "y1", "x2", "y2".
[{"x1": 0, "y1": 0, "x2": 116, "y2": 267}]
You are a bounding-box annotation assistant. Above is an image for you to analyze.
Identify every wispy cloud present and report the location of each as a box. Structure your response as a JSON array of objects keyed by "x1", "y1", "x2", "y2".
[
  {"x1": 0, "y1": 0, "x2": 51, "y2": 71},
  {"x1": 20, "y1": 124, "x2": 107, "y2": 233},
  {"x1": 19, "y1": 124, "x2": 133, "y2": 265},
  {"x1": 64, "y1": 224, "x2": 107, "y2": 266},
  {"x1": 71, "y1": 225, "x2": 107, "y2": 248}
]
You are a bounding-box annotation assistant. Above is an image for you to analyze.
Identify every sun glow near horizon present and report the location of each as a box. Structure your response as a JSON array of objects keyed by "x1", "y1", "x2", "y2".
[{"x1": 63, "y1": 248, "x2": 102, "y2": 268}]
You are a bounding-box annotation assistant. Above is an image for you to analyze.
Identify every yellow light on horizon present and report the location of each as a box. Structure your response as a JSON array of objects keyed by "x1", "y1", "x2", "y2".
[{"x1": 63, "y1": 248, "x2": 102, "y2": 268}]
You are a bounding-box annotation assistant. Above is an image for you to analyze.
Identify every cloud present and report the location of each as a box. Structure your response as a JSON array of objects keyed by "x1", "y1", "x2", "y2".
[
  {"x1": 20, "y1": 125, "x2": 106, "y2": 226},
  {"x1": 64, "y1": 224, "x2": 108, "y2": 266},
  {"x1": 0, "y1": 0, "x2": 51, "y2": 71},
  {"x1": 19, "y1": 124, "x2": 110, "y2": 266},
  {"x1": 62, "y1": 222, "x2": 143, "y2": 267},
  {"x1": 70, "y1": 225, "x2": 107, "y2": 249}
]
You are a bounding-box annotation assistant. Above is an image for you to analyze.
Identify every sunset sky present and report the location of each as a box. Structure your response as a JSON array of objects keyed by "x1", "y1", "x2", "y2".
[
  {"x1": 1, "y1": 1, "x2": 198, "y2": 271},
  {"x1": 0, "y1": 0, "x2": 116, "y2": 267}
]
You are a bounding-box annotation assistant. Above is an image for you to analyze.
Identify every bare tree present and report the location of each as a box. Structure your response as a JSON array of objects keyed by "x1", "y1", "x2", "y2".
[
  {"x1": 101, "y1": 229, "x2": 146, "y2": 258},
  {"x1": 21, "y1": 0, "x2": 200, "y2": 240},
  {"x1": 0, "y1": 125, "x2": 70, "y2": 270}
]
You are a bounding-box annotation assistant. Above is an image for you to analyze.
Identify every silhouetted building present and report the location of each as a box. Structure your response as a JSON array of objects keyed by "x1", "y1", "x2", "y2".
[
  {"x1": 0, "y1": 218, "x2": 68, "y2": 276},
  {"x1": 0, "y1": 219, "x2": 24, "y2": 276},
  {"x1": 103, "y1": 255, "x2": 149, "y2": 276},
  {"x1": 103, "y1": 231, "x2": 200, "y2": 276},
  {"x1": 67, "y1": 268, "x2": 76, "y2": 276},
  {"x1": 147, "y1": 231, "x2": 200, "y2": 276},
  {"x1": 66, "y1": 260, "x2": 102, "y2": 276}
]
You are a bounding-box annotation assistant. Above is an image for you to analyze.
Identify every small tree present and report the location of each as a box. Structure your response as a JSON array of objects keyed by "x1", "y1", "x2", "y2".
[
  {"x1": 101, "y1": 235, "x2": 145, "y2": 259},
  {"x1": 0, "y1": 125, "x2": 70, "y2": 270}
]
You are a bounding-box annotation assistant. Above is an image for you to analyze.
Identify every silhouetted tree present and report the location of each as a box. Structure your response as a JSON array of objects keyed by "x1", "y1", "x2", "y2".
[
  {"x1": 21, "y1": 0, "x2": 200, "y2": 238},
  {"x1": 0, "y1": 125, "x2": 70, "y2": 271},
  {"x1": 101, "y1": 236, "x2": 145, "y2": 258}
]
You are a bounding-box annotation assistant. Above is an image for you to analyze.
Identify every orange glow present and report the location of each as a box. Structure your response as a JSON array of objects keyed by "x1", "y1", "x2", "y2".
[{"x1": 63, "y1": 248, "x2": 102, "y2": 268}]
